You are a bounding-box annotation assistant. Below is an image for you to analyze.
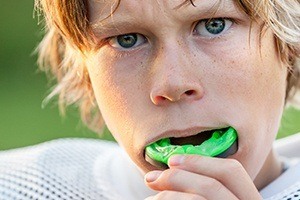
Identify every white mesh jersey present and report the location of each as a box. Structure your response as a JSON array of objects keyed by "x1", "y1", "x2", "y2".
[
  {"x1": 261, "y1": 164, "x2": 300, "y2": 200},
  {"x1": 0, "y1": 139, "x2": 154, "y2": 200},
  {"x1": 0, "y1": 138, "x2": 300, "y2": 200}
]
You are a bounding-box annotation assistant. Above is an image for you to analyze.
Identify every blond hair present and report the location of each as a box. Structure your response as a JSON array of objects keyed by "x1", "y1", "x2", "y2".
[{"x1": 34, "y1": 0, "x2": 300, "y2": 133}]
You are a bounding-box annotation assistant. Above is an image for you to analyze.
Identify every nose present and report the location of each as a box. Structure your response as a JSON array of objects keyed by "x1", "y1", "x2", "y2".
[
  {"x1": 150, "y1": 45, "x2": 204, "y2": 106},
  {"x1": 150, "y1": 84, "x2": 204, "y2": 105}
]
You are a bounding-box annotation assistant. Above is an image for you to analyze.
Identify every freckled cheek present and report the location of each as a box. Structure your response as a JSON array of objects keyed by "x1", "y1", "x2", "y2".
[
  {"x1": 87, "y1": 55, "x2": 148, "y2": 140},
  {"x1": 95, "y1": 72, "x2": 130, "y2": 113},
  {"x1": 204, "y1": 42, "x2": 286, "y2": 137},
  {"x1": 208, "y1": 49, "x2": 285, "y2": 175},
  {"x1": 211, "y1": 43, "x2": 283, "y2": 102}
]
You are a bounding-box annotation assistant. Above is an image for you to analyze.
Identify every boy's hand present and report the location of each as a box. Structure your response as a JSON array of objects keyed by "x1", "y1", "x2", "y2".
[{"x1": 144, "y1": 155, "x2": 262, "y2": 200}]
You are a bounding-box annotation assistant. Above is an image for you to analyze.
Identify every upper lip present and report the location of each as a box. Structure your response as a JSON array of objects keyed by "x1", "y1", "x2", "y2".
[{"x1": 146, "y1": 126, "x2": 227, "y2": 146}]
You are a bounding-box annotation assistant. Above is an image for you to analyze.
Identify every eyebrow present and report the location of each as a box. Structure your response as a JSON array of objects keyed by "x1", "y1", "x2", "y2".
[
  {"x1": 91, "y1": 0, "x2": 236, "y2": 36},
  {"x1": 174, "y1": 0, "x2": 196, "y2": 9},
  {"x1": 174, "y1": 0, "x2": 227, "y2": 11},
  {"x1": 91, "y1": 16, "x2": 137, "y2": 37}
]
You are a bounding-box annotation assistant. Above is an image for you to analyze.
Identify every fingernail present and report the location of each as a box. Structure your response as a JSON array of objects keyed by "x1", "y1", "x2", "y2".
[
  {"x1": 168, "y1": 155, "x2": 185, "y2": 166},
  {"x1": 145, "y1": 171, "x2": 162, "y2": 182}
]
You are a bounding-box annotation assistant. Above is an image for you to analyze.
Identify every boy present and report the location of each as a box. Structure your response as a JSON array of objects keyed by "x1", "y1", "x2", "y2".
[{"x1": 0, "y1": 0, "x2": 300, "y2": 199}]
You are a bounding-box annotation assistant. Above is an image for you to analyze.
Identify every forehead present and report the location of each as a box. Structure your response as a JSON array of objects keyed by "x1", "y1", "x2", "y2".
[{"x1": 88, "y1": 0, "x2": 237, "y2": 25}]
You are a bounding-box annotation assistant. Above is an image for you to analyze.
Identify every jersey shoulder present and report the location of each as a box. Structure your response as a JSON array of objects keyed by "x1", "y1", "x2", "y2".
[
  {"x1": 261, "y1": 161, "x2": 300, "y2": 200},
  {"x1": 0, "y1": 138, "x2": 121, "y2": 200}
]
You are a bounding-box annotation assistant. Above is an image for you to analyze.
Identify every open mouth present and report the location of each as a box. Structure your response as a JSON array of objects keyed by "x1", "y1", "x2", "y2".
[
  {"x1": 170, "y1": 129, "x2": 214, "y2": 146},
  {"x1": 145, "y1": 127, "x2": 238, "y2": 169}
]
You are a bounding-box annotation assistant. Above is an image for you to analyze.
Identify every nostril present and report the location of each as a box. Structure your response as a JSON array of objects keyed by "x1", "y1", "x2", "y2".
[
  {"x1": 185, "y1": 90, "x2": 195, "y2": 96},
  {"x1": 151, "y1": 88, "x2": 203, "y2": 105},
  {"x1": 156, "y1": 96, "x2": 167, "y2": 102}
]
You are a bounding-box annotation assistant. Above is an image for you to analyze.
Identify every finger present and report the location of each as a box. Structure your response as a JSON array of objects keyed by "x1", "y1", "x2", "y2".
[
  {"x1": 145, "y1": 190, "x2": 207, "y2": 200},
  {"x1": 145, "y1": 169, "x2": 238, "y2": 200},
  {"x1": 168, "y1": 155, "x2": 261, "y2": 200}
]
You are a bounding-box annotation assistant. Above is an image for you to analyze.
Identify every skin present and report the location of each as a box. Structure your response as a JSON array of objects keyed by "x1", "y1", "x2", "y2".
[{"x1": 86, "y1": 0, "x2": 287, "y2": 199}]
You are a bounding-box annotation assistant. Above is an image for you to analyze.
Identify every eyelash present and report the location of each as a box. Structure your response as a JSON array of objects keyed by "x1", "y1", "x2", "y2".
[
  {"x1": 193, "y1": 17, "x2": 235, "y2": 40},
  {"x1": 105, "y1": 34, "x2": 147, "y2": 50},
  {"x1": 103, "y1": 17, "x2": 235, "y2": 51}
]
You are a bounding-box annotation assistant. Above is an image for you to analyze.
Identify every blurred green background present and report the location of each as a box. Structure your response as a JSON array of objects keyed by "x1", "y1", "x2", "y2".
[{"x1": 0, "y1": 1, "x2": 300, "y2": 151}]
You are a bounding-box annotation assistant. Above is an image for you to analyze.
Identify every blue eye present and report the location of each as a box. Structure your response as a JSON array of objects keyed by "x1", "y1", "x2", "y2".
[
  {"x1": 194, "y1": 18, "x2": 233, "y2": 37},
  {"x1": 109, "y1": 33, "x2": 146, "y2": 49}
]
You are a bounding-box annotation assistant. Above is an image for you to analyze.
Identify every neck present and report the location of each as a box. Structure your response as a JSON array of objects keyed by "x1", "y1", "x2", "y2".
[{"x1": 254, "y1": 149, "x2": 283, "y2": 190}]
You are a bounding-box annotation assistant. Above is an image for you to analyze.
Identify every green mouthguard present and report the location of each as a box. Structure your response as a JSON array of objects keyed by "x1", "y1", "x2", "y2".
[{"x1": 145, "y1": 127, "x2": 238, "y2": 166}]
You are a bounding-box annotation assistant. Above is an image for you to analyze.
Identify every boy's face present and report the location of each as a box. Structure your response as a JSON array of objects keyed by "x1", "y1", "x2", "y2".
[{"x1": 86, "y1": 0, "x2": 287, "y2": 179}]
